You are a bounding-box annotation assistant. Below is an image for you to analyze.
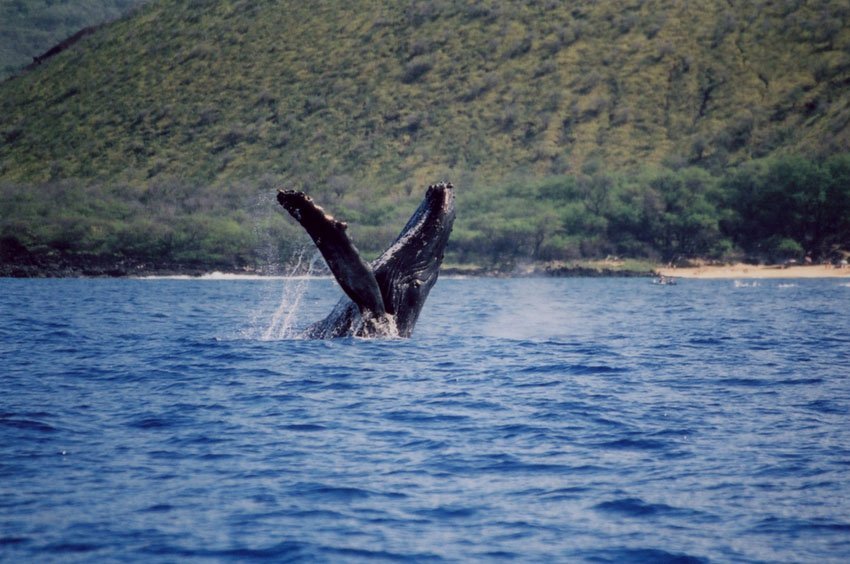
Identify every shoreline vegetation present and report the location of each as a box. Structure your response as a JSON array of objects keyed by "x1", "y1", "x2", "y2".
[{"x1": 5, "y1": 154, "x2": 850, "y2": 282}]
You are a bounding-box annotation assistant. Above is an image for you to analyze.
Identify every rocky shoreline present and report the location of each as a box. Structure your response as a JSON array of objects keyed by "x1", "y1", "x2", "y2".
[
  {"x1": 0, "y1": 252, "x2": 217, "y2": 279},
  {"x1": 0, "y1": 261, "x2": 215, "y2": 279},
  {"x1": 7, "y1": 258, "x2": 849, "y2": 280},
  {"x1": 1, "y1": 238, "x2": 656, "y2": 278},
  {"x1": 0, "y1": 258, "x2": 655, "y2": 279},
  {"x1": 440, "y1": 265, "x2": 654, "y2": 278}
]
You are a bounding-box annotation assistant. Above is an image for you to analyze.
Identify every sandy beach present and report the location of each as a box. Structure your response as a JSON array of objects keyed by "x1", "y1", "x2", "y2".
[{"x1": 656, "y1": 263, "x2": 850, "y2": 279}]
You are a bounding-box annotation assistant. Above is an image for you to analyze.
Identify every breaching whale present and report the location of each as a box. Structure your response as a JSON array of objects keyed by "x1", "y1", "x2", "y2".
[{"x1": 277, "y1": 181, "x2": 455, "y2": 338}]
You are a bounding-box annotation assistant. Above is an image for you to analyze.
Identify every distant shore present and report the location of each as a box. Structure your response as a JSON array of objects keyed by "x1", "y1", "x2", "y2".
[
  {"x1": 655, "y1": 263, "x2": 850, "y2": 279},
  {"x1": 3, "y1": 260, "x2": 850, "y2": 280}
]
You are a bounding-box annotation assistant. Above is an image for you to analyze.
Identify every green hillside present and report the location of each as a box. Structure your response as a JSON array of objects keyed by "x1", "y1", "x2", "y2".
[
  {"x1": 1, "y1": 0, "x2": 849, "y2": 274},
  {"x1": 0, "y1": 0, "x2": 149, "y2": 80}
]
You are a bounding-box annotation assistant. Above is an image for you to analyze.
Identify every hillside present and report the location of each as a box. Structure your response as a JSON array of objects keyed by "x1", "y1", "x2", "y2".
[
  {"x1": 1, "y1": 0, "x2": 849, "y2": 274},
  {"x1": 3, "y1": 0, "x2": 849, "y2": 185},
  {"x1": 0, "y1": 0, "x2": 149, "y2": 80}
]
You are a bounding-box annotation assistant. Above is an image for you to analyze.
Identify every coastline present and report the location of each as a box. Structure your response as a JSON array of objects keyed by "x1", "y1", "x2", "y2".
[{"x1": 3, "y1": 259, "x2": 850, "y2": 280}]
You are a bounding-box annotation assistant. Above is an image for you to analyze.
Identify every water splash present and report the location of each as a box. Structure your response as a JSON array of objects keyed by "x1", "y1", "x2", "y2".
[
  {"x1": 259, "y1": 249, "x2": 323, "y2": 340},
  {"x1": 354, "y1": 312, "x2": 400, "y2": 339},
  {"x1": 236, "y1": 190, "x2": 329, "y2": 340},
  {"x1": 235, "y1": 246, "x2": 323, "y2": 341}
]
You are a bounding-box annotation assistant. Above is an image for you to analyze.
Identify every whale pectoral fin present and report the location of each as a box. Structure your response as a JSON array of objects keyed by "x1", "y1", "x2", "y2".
[{"x1": 277, "y1": 190, "x2": 386, "y2": 317}]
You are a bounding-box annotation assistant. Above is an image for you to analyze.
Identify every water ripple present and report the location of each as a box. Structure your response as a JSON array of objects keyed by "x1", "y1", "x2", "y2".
[{"x1": 1, "y1": 277, "x2": 849, "y2": 562}]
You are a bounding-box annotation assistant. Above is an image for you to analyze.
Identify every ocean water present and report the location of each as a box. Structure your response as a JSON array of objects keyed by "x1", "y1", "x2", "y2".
[{"x1": 1, "y1": 276, "x2": 849, "y2": 562}]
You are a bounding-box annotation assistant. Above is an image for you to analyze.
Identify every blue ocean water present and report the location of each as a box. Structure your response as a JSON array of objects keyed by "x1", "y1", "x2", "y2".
[{"x1": 1, "y1": 276, "x2": 849, "y2": 562}]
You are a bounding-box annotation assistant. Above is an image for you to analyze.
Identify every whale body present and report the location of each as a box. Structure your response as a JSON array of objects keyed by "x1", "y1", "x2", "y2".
[{"x1": 277, "y1": 182, "x2": 455, "y2": 338}]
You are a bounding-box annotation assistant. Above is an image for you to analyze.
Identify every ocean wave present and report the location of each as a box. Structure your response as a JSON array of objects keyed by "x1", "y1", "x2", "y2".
[{"x1": 2, "y1": 277, "x2": 849, "y2": 562}]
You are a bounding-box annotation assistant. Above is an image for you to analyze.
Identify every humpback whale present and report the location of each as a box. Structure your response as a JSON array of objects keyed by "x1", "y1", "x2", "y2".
[{"x1": 277, "y1": 182, "x2": 455, "y2": 338}]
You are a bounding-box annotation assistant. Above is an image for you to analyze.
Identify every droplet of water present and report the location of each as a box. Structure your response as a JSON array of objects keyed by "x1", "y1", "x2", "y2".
[{"x1": 251, "y1": 247, "x2": 323, "y2": 340}]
